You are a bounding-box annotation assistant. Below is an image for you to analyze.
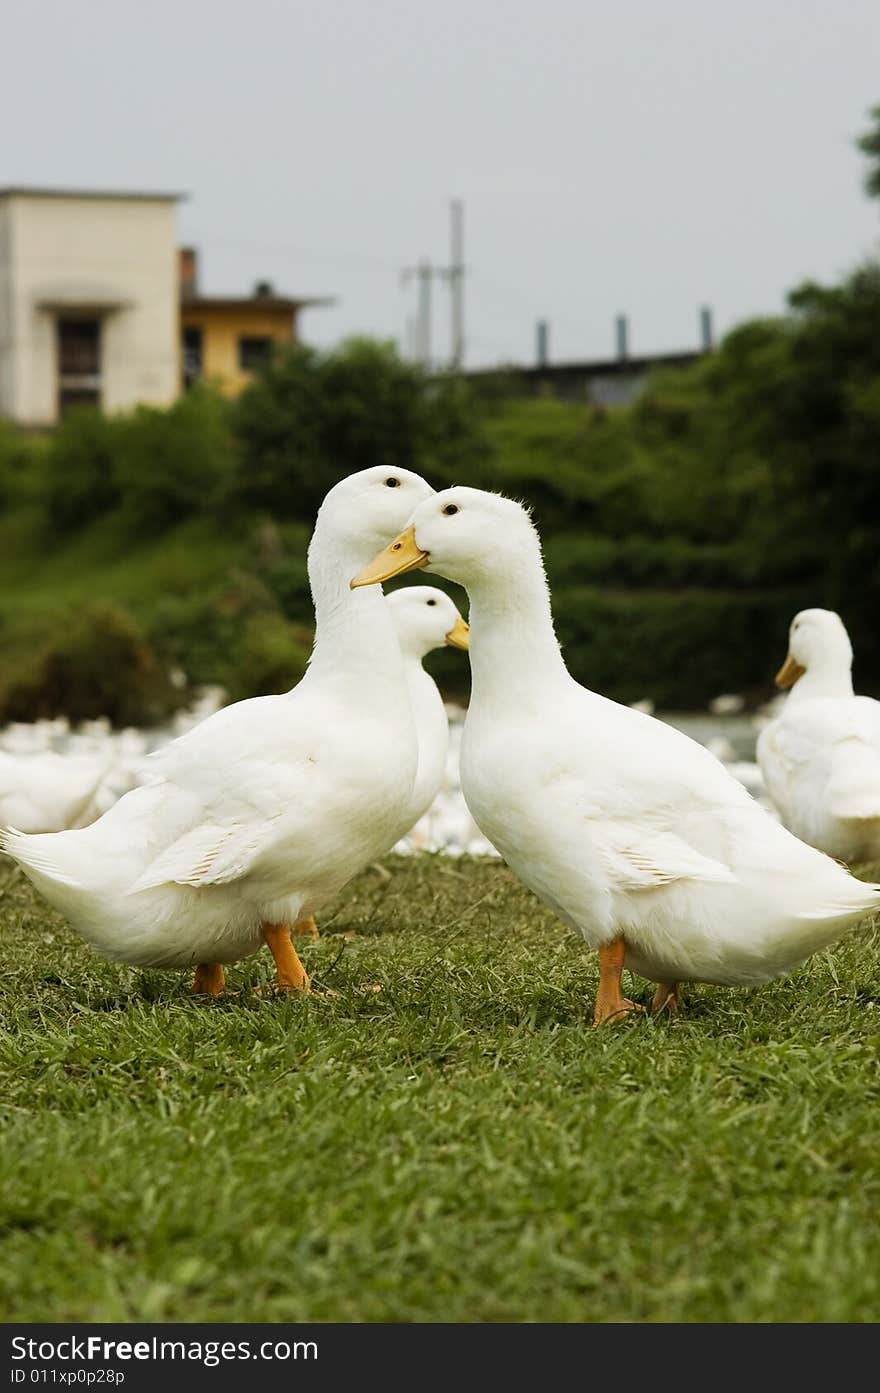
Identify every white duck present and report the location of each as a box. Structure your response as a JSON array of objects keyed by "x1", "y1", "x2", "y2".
[
  {"x1": 386, "y1": 586, "x2": 469, "y2": 829},
  {"x1": 757, "y1": 608, "x2": 880, "y2": 862},
  {"x1": 0, "y1": 749, "x2": 112, "y2": 833},
  {"x1": 0, "y1": 466, "x2": 435, "y2": 996},
  {"x1": 296, "y1": 583, "x2": 469, "y2": 938},
  {"x1": 354, "y1": 489, "x2": 880, "y2": 1024}
]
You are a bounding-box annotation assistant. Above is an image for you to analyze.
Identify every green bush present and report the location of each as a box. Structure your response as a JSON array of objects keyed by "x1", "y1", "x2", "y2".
[
  {"x1": 113, "y1": 387, "x2": 235, "y2": 536},
  {"x1": 40, "y1": 389, "x2": 234, "y2": 539},
  {"x1": 552, "y1": 586, "x2": 808, "y2": 708},
  {"x1": 0, "y1": 603, "x2": 184, "y2": 726},
  {"x1": 148, "y1": 568, "x2": 313, "y2": 702},
  {"x1": 43, "y1": 409, "x2": 122, "y2": 532},
  {"x1": 223, "y1": 613, "x2": 313, "y2": 703},
  {"x1": 0, "y1": 421, "x2": 44, "y2": 509},
  {"x1": 231, "y1": 338, "x2": 484, "y2": 519}
]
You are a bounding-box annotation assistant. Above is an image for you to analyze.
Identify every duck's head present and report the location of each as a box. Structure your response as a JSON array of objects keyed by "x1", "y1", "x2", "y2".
[
  {"x1": 776, "y1": 608, "x2": 853, "y2": 688},
  {"x1": 316, "y1": 467, "x2": 435, "y2": 561},
  {"x1": 351, "y1": 487, "x2": 537, "y2": 591},
  {"x1": 386, "y1": 586, "x2": 469, "y2": 658}
]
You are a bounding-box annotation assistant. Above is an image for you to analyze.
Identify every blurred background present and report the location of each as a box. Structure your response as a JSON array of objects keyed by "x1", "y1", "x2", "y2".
[{"x1": 1, "y1": 0, "x2": 879, "y2": 732}]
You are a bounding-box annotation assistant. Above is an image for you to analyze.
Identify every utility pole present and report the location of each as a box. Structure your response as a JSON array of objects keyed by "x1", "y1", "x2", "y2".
[
  {"x1": 401, "y1": 260, "x2": 435, "y2": 369},
  {"x1": 615, "y1": 314, "x2": 629, "y2": 361},
  {"x1": 536, "y1": 320, "x2": 549, "y2": 367},
  {"x1": 402, "y1": 198, "x2": 466, "y2": 371},
  {"x1": 445, "y1": 199, "x2": 465, "y2": 369}
]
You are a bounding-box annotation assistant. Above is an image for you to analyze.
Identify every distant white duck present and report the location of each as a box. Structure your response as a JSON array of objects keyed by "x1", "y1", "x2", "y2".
[
  {"x1": 0, "y1": 467, "x2": 435, "y2": 996},
  {"x1": 297, "y1": 583, "x2": 469, "y2": 937},
  {"x1": 386, "y1": 585, "x2": 469, "y2": 826},
  {"x1": 354, "y1": 490, "x2": 880, "y2": 1024},
  {"x1": 757, "y1": 608, "x2": 880, "y2": 862},
  {"x1": 0, "y1": 749, "x2": 112, "y2": 834}
]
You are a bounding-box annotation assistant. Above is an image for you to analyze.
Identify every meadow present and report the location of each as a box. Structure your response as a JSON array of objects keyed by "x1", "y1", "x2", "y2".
[{"x1": 2, "y1": 852, "x2": 878, "y2": 1323}]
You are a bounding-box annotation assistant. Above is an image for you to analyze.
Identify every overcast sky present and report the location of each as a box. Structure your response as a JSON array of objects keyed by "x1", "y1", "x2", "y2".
[{"x1": 4, "y1": 0, "x2": 878, "y2": 367}]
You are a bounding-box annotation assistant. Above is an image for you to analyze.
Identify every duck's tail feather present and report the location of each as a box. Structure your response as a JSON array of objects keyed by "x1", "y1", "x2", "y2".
[
  {"x1": 796, "y1": 876, "x2": 880, "y2": 922},
  {"x1": 0, "y1": 826, "x2": 82, "y2": 888}
]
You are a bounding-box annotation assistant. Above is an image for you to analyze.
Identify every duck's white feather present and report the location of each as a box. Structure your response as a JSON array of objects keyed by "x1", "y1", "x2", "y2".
[
  {"x1": 401, "y1": 488, "x2": 880, "y2": 991},
  {"x1": 0, "y1": 749, "x2": 111, "y2": 833},
  {"x1": 758, "y1": 610, "x2": 880, "y2": 860},
  {"x1": 0, "y1": 467, "x2": 436, "y2": 971}
]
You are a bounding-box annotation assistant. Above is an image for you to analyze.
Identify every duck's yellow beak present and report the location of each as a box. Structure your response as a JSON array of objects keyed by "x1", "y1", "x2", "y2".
[
  {"x1": 350, "y1": 526, "x2": 429, "y2": 588},
  {"x1": 775, "y1": 654, "x2": 806, "y2": 688},
  {"x1": 445, "y1": 616, "x2": 470, "y2": 650}
]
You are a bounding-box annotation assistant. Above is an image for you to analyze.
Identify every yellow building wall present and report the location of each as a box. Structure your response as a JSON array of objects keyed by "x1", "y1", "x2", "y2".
[{"x1": 180, "y1": 305, "x2": 297, "y2": 396}]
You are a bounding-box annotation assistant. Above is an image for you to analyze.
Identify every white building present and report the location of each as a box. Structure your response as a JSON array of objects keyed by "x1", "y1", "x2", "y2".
[{"x1": 0, "y1": 187, "x2": 181, "y2": 426}]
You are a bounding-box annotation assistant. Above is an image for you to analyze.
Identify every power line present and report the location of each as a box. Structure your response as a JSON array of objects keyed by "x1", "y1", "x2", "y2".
[{"x1": 402, "y1": 200, "x2": 466, "y2": 370}]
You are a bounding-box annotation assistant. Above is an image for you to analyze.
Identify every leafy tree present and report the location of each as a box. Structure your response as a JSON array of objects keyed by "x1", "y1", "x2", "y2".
[
  {"x1": 231, "y1": 338, "x2": 483, "y2": 518},
  {"x1": 857, "y1": 103, "x2": 880, "y2": 201}
]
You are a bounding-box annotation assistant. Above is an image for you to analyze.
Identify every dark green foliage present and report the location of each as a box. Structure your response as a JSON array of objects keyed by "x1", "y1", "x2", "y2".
[
  {"x1": 146, "y1": 566, "x2": 313, "y2": 703},
  {"x1": 552, "y1": 587, "x2": 802, "y2": 708},
  {"x1": 0, "y1": 420, "x2": 43, "y2": 509},
  {"x1": 42, "y1": 389, "x2": 235, "y2": 539},
  {"x1": 857, "y1": 103, "x2": 880, "y2": 201},
  {"x1": 44, "y1": 408, "x2": 122, "y2": 531},
  {"x1": 231, "y1": 338, "x2": 483, "y2": 517},
  {"x1": 0, "y1": 603, "x2": 183, "y2": 726},
  {"x1": 2, "y1": 255, "x2": 880, "y2": 715},
  {"x1": 112, "y1": 387, "x2": 235, "y2": 536}
]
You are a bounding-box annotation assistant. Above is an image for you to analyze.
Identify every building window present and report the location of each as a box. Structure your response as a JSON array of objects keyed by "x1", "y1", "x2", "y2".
[
  {"x1": 182, "y1": 326, "x2": 203, "y2": 389},
  {"x1": 238, "y1": 336, "x2": 274, "y2": 372},
  {"x1": 57, "y1": 318, "x2": 101, "y2": 417}
]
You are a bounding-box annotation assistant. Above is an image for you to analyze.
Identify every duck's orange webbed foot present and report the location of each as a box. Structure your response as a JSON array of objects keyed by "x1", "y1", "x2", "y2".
[
  {"x1": 652, "y1": 982, "x2": 681, "y2": 1013},
  {"x1": 261, "y1": 922, "x2": 311, "y2": 993},
  {"x1": 291, "y1": 915, "x2": 320, "y2": 941},
  {"x1": 192, "y1": 962, "x2": 225, "y2": 996},
  {"x1": 592, "y1": 937, "x2": 645, "y2": 1027}
]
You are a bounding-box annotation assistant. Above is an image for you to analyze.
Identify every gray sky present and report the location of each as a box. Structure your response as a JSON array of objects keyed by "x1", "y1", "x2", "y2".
[{"x1": 4, "y1": 0, "x2": 878, "y2": 367}]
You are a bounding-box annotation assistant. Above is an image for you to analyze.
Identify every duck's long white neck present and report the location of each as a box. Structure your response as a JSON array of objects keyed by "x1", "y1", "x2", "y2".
[
  {"x1": 463, "y1": 543, "x2": 570, "y2": 710},
  {"x1": 302, "y1": 521, "x2": 405, "y2": 701},
  {"x1": 787, "y1": 653, "x2": 854, "y2": 704}
]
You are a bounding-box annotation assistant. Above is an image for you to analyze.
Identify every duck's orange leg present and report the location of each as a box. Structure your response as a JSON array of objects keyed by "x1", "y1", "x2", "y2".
[
  {"x1": 593, "y1": 937, "x2": 643, "y2": 1026},
  {"x1": 652, "y1": 981, "x2": 680, "y2": 1013},
  {"x1": 291, "y1": 915, "x2": 319, "y2": 941},
  {"x1": 192, "y1": 962, "x2": 225, "y2": 996},
  {"x1": 262, "y1": 922, "x2": 311, "y2": 992}
]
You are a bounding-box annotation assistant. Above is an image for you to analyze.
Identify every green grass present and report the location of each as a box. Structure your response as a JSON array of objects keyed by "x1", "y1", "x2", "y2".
[
  {"x1": 1, "y1": 854, "x2": 879, "y2": 1323},
  {"x1": 0, "y1": 511, "x2": 258, "y2": 622}
]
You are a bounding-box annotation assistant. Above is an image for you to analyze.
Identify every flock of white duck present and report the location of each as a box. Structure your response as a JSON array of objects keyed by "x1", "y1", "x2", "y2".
[{"x1": 2, "y1": 466, "x2": 878, "y2": 1023}]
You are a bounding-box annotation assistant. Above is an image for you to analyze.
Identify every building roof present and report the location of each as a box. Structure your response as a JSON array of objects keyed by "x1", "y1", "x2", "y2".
[
  {"x1": 0, "y1": 186, "x2": 185, "y2": 203},
  {"x1": 181, "y1": 294, "x2": 336, "y2": 313},
  {"x1": 467, "y1": 349, "x2": 702, "y2": 380}
]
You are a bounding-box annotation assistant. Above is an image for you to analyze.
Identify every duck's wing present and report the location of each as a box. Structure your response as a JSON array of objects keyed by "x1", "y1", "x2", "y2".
[
  {"x1": 765, "y1": 699, "x2": 880, "y2": 821},
  {"x1": 596, "y1": 825, "x2": 737, "y2": 890},
  {"x1": 127, "y1": 818, "x2": 279, "y2": 894},
  {"x1": 756, "y1": 717, "x2": 815, "y2": 814}
]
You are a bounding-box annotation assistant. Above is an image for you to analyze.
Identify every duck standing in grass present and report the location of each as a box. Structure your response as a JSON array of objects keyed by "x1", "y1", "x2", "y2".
[
  {"x1": 758, "y1": 608, "x2": 880, "y2": 862},
  {"x1": 295, "y1": 583, "x2": 469, "y2": 939},
  {"x1": 0, "y1": 749, "x2": 112, "y2": 833},
  {"x1": 0, "y1": 467, "x2": 434, "y2": 997},
  {"x1": 353, "y1": 489, "x2": 880, "y2": 1025}
]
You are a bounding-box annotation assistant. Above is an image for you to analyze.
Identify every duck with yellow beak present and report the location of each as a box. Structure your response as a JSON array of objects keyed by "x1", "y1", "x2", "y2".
[
  {"x1": 757, "y1": 608, "x2": 880, "y2": 861},
  {"x1": 295, "y1": 583, "x2": 469, "y2": 938},
  {"x1": 353, "y1": 490, "x2": 880, "y2": 1025}
]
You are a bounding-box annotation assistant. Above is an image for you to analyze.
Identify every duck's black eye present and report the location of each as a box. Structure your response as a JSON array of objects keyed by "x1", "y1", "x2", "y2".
[
  {"x1": 385, "y1": 477, "x2": 401, "y2": 488},
  {"x1": 442, "y1": 503, "x2": 459, "y2": 516},
  {"x1": 426, "y1": 599, "x2": 437, "y2": 606}
]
